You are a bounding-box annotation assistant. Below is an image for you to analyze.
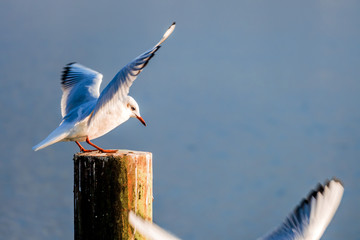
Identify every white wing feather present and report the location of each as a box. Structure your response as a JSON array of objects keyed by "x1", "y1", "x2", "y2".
[
  {"x1": 129, "y1": 212, "x2": 181, "y2": 240},
  {"x1": 259, "y1": 178, "x2": 344, "y2": 240},
  {"x1": 127, "y1": 178, "x2": 343, "y2": 240},
  {"x1": 88, "y1": 22, "x2": 176, "y2": 127},
  {"x1": 60, "y1": 63, "x2": 103, "y2": 117}
]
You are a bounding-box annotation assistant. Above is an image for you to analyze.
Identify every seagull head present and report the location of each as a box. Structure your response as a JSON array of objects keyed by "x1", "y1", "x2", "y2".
[{"x1": 126, "y1": 96, "x2": 146, "y2": 126}]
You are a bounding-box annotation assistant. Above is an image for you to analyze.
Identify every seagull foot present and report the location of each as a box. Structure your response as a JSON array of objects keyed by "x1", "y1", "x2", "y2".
[
  {"x1": 81, "y1": 149, "x2": 98, "y2": 153},
  {"x1": 75, "y1": 141, "x2": 97, "y2": 153},
  {"x1": 85, "y1": 137, "x2": 117, "y2": 153}
]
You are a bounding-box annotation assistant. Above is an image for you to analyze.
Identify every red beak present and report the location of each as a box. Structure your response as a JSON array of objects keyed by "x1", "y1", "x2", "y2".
[{"x1": 136, "y1": 115, "x2": 146, "y2": 126}]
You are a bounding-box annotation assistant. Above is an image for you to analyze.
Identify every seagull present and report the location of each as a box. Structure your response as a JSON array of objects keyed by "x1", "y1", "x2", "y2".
[
  {"x1": 33, "y1": 22, "x2": 175, "y2": 153},
  {"x1": 129, "y1": 178, "x2": 344, "y2": 240}
]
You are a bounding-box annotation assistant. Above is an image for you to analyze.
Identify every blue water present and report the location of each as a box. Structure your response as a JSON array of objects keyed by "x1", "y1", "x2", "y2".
[{"x1": 1, "y1": 1, "x2": 360, "y2": 239}]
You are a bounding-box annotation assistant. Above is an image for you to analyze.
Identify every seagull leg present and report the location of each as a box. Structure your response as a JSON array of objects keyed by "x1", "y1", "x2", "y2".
[
  {"x1": 86, "y1": 137, "x2": 117, "y2": 153},
  {"x1": 75, "y1": 141, "x2": 96, "y2": 152}
]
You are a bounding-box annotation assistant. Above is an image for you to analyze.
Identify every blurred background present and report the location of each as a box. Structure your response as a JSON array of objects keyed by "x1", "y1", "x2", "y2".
[{"x1": 0, "y1": 0, "x2": 359, "y2": 239}]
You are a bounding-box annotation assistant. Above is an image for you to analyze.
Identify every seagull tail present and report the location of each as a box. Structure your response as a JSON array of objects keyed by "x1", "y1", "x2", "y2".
[
  {"x1": 32, "y1": 124, "x2": 71, "y2": 151},
  {"x1": 129, "y1": 211, "x2": 181, "y2": 240},
  {"x1": 155, "y1": 22, "x2": 176, "y2": 47}
]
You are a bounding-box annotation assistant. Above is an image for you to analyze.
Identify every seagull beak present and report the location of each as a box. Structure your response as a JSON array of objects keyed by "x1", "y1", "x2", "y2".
[{"x1": 136, "y1": 115, "x2": 146, "y2": 126}]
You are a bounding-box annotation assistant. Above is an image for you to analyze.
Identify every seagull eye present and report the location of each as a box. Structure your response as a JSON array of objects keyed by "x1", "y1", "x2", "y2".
[{"x1": 131, "y1": 106, "x2": 136, "y2": 111}]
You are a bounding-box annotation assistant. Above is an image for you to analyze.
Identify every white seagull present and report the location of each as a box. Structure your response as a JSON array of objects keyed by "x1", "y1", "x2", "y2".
[
  {"x1": 129, "y1": 178, "x2": 344, "y2": 240},
  {"x1": 33, "y1": 22, "x2": 175, "y2": 153}
]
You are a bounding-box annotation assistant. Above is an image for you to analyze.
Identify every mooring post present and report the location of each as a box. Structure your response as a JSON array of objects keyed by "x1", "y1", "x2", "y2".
[{"x1": 74, "y1": 150, "x2": 152, "y2": 240}]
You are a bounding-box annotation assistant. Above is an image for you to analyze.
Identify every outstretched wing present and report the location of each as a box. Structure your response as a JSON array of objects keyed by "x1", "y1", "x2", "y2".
[
  {"x1": 88, "y1": 22, "x2": 176, "y2": 126},
  {"x1": 129, "y1": 211, "x2": 181, "y2": 240},
  {"x1": 259, "y1": 178, "x2": 344, "y2": 240},
  {"x1": 61, "y1": 62, "x2": 103, "y2": 117}
]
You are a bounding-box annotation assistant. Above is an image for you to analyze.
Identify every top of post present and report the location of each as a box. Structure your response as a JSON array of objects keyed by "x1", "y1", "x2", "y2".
[{"x1": 74, "y1": 150, "x2": 151, "y2": 157}]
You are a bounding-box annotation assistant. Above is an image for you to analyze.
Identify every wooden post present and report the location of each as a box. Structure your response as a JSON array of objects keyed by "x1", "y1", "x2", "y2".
[{"x1": 74, "y1": 150, "x2": 152, "y2": 240}]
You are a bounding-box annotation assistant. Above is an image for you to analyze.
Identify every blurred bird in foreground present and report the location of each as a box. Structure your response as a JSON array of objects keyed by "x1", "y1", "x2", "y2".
[
  {"x1": 33, "y1": 22, "x2": 175, "y2": 153},
  {"x1": 129, "y1": 178, "x2": 344, "y2": 240}
]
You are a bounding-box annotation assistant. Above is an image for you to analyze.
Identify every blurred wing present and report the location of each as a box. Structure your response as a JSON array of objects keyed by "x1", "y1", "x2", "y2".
[
  {"x1": 88, "y1": 22, "x2": 175, "y2": 126},
  {"x1": 129, "y1": 211, "x2": 182, "y2": 240},
  {"x1": 259, "y1": 178, "x2": 344, "y2": 240},
  {"x1": 61, "y1": 62, "x2": 103, "y2": 117}
]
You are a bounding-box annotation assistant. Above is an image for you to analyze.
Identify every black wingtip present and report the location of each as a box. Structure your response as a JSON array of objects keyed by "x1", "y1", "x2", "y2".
[
  {"x1": 294, "y1": 178, "x2": 340, "y2": 216},
  {"x1": 298, "y1": 178, "x2": 343, "y2": 207},
  {"x1": 61, "y1": 62, "x2": 78, "y2": 87},
  {"x1": 62, "y1": 65, "x2": 72, "y2": 82},
  {"x1": 306, "y1": 182, "x2": 325, "y2": 201},
  {"x1": 172, "y1": 21, "x2": 176, "y2": 26}
]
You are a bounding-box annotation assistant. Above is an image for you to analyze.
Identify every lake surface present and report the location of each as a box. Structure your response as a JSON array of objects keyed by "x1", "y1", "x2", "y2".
[{"x1": 1, "y1": 1, "x2": 359, "y2": 239}]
